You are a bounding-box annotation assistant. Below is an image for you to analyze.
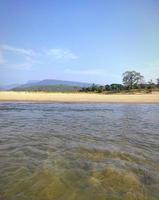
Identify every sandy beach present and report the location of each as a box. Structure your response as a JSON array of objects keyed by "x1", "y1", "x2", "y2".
[{"x1": 0, "y1": 91, "x2": 159, "y2": 103}]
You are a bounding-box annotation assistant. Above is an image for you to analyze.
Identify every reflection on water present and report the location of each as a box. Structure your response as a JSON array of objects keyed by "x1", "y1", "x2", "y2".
[{"x1": 0, "y1": 103, "x2": 159, "y2": 200}]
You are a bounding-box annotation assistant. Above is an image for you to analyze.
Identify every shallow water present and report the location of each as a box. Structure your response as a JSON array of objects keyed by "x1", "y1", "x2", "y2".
[{"x1": 0, "y1": 103, "x2": 159, "y2": 200}]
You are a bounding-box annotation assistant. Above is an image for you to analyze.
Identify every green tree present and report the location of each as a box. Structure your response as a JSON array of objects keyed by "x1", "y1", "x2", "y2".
[
  {"x1": 97, "y1": 85, "x2": 104, "y2": 93},
  {"x1": 147, "y1": 80, "x2": 155, "y2": 89},
  {"x1": 122, "y1": 71, "x2": 144, "y2": 89},
  {"x1": 105, "y1": 84, "x2": 110, "y2": 91},
  {"x1": 110, "y1": 84, "x2": 124, "y2": 92},
  {"x1": 90, "y1": 84, "x2": 98, "y2": 92}
]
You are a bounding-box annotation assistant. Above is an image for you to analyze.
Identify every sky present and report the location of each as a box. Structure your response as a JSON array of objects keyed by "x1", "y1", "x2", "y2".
[{"x1": 0, "y1": 0, "x2": 159, "y2": 85}]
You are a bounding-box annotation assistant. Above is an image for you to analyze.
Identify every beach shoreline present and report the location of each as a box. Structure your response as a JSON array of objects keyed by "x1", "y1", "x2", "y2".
[{"x1": 0, "y1": 91, "x2": 159, "y2": 104}]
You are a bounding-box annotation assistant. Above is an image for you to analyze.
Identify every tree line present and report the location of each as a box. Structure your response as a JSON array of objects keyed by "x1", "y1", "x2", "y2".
[{"x1": 80, "y1": 71, "x2": 159, "y2": 93}]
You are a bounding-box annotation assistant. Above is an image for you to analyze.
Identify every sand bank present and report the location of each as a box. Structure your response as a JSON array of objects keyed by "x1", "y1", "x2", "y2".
[{"x1": 0, "y1": 91, "x2": 159, "y2": 104}]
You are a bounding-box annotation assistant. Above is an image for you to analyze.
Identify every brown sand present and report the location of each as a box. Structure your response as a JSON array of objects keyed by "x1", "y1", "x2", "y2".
[{"x1": 0, "y1": 91, "x2": 159, "y2": 103}]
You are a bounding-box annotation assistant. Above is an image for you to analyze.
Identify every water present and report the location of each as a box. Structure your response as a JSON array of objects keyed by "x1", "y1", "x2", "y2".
[{"x1": 0, "y1": 103, "x2": 159, "y2": 200}]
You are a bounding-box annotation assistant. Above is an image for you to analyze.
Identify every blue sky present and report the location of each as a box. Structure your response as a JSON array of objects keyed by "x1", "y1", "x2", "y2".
[{"x1": 0, "y1": 0, "x2": 159, "y2": 85}]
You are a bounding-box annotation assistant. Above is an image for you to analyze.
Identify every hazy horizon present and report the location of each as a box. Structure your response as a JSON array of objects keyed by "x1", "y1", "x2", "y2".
[
  {"x1": 0, "y1": 0, "x2": 159, "y2": 85},
  {"x1": 0, "y1": 78, "x2": 95, "y2": 87}
]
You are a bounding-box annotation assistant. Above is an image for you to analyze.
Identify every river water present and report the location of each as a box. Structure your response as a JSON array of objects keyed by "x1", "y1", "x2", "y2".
[{"x1": 0, "y1": 103, "x2": 159, "y2": 200}]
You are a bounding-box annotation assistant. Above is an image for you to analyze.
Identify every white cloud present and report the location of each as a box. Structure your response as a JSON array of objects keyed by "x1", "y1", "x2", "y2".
[
  {"x1": 48, "y1": 48, "x2": 77, "y2": 60},
  {"x1": 0, "y1": 44, "x2": 36, "y2": 69},
  {"x1": 1, "y1": 44, "x2": 35, "y2": 56},
  {"x1": 0, "y1": 44, "x2": 78, "y2": 70}
]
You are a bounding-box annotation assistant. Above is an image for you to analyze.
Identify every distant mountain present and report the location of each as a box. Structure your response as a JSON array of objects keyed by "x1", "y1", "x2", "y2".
[
  {"x1": 18, "y1": 79, "x2": 92, "y2": 87},
  {"x1": 11, "y1": 79, "x2": 92, "y2": 92},
  {"x1": 0, "y1": 84, "x2": 21, "y2": 91}
]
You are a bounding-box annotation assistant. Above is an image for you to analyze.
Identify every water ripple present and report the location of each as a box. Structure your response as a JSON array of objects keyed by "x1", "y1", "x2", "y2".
[{"x1": 0, "y1": 103, "x2": 159, "y2": 200}]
